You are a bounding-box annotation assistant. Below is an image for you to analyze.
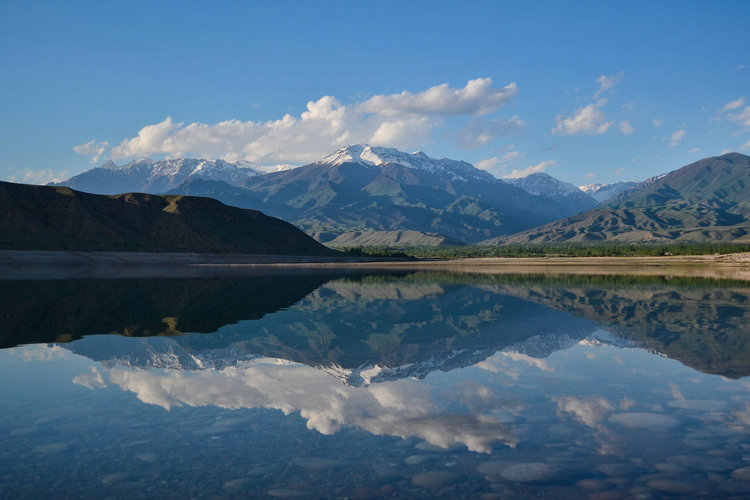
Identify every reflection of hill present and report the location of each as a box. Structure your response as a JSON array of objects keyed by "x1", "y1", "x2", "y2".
[
  {"x1": 0, "y1": 272, "x2": 349, "y2": 348},
  {"x1": 63, "y1": 274, "x2": 598, "y2": 380},
  {"x1": 486, "y1": 275, "x2": 750, "y2": 378},
  {"x1": 8, "y1": 271, "x2": 747, "y2": 379}
]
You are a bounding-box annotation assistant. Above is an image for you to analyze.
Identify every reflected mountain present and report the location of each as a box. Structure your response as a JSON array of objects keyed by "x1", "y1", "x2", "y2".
[
  {"x1": 0, "y1": 271, "x2": 359, "y2": 348},
  {"x1": 488, "y1": 274, "x2": 750, "y2": 378},
  {"x1": 4, "y1": 272, "x2": 749, "y2": 379},
  {"x1": 63, "y1": 274, "x2": 601, "y2": 384}
]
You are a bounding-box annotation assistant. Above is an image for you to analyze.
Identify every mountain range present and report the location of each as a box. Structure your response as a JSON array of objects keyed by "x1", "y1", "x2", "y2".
[
  {"x1": 12, "y1": 272, "x2": 743, "y2": 380},
  {"x1": 52, "y1": 148, "x2": 750, "y2": 246},
  {"x1": 56, "y1": 145, "x2": 599, "y2": 244},
  {"x1": 498, "y1": 153, "x2": 750, "y2": 243},
  {"x1": 0, "y1": 181, "x2": 334, "y2": 255}
]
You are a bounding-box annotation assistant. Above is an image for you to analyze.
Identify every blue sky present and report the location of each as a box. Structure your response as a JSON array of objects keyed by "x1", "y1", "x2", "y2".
[{"x1": 1, "y1": 0, "x2": 748, "y2": 186}]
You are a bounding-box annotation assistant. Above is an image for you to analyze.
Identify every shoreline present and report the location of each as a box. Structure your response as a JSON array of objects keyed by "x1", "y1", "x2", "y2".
[{"x1": 1, "y1": 250, "x2": 749, "y2": 281}]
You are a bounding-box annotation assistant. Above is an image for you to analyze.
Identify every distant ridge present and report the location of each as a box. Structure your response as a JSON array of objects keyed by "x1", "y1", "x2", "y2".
[
  {"x1": 0, "y1": 181, "x2": 335, "y2": 255},
  {"x1": 52, "y1": 157, "x2": 262, "y2": 194},
  {"x1": 492, "y1": 153, "x2": 750, "y2": 244},
  {"x1": 326, "y1": 230, "x2": 465, "y2": 247}
]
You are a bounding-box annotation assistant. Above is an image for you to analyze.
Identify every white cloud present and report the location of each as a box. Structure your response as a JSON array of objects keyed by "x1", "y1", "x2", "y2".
[
  {"x1": 503, "y1": 160, "x2": 555, "y2": 179},
  {"x1": 668, "y1": 129, "x2": 685, "y2": 148},
  {"x1": 584, "y1": 172, "x2": 596, "y2": 180},
  {"x1": 686, "y1": 147, "x2": 701, "y2": 154},
  {"x1": 728, "y1": 106, "x2": 750, "y2": 127},
  {"x1": 594, "y1": 72, "x2": 624, "y2": 98},
  {"x1": 8, "y1": 169, "x2": 70, "y2": 185},
  {"x1": 553, "y1": 100, "x2": 613, "y2": 135},
  {"x1": 618, "y1": 121, "x2": 635, "y2": 135},
  {"x1": 100, "y1": 359, "x2": 517, "y2": 453},
  {"x1": 455, "y1": 116, "x2": 524, "y2": 149},
  {"x1": 474, "y1": 150, "x2": 522, "y2": 176},
  {"x1": 555, "y1": 396, "x2": 613, "y2": 430},
  {"x1": 76, "y1": 79, "x2": 520, "y2": 165},
  {"x1": 359, "y1": 78, "x2": 518, "y2": 117},
  {"x1": 741, "y1": 138, "x2": 750, "y2": 150},
  {"x1": 652, "y1": 118, "x2": 663, "y2": 127},
  {"x1": 720, "y1": 97, "x2": 745, "y2": 113},
  {"x1": 73, "y1": 140, "x2": 110, "y2": 163}
]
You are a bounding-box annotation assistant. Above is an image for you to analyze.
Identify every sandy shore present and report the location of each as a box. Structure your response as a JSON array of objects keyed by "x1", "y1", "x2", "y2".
[{"x1": 1, "y1": 250, "x2": 749, "y2": 281}]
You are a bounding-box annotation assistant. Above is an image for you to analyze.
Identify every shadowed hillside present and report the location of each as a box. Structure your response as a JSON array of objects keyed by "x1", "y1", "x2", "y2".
[{"x1": 0, "y1": 181, "x2": 336, "y2": 255}]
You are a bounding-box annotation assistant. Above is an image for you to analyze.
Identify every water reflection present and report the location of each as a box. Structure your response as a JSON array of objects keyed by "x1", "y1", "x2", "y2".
[{"x1": 1, "y1": 271, "x2": 750, "y2": 498}]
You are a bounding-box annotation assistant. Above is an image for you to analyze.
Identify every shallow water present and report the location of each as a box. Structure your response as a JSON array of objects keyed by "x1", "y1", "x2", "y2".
[{"x1": 1, "y1": 271, "x2": 749, "y2": 498}]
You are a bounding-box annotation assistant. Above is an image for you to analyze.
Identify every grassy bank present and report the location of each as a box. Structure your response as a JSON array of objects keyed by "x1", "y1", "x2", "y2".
[{"x1": 333, "y1": 242, "x2": 750, "y2": 259}]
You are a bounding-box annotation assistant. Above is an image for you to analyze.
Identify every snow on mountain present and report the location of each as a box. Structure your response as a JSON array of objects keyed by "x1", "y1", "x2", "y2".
[
  {"x1": 119, "y1": 158, "x2": 263, "y2": 189},
  {"x1": 505, "y1": 172, "x2": 588, "y2": 200},
  {"x1": 57, "y1": 157, "x2": 263, "y2": 194},
  {"x1": 315, "y1": 144, "x2": 495, "y2": 182},
  {"x1": 579, "y1": 181, "x2": 639, "y2": 203}
]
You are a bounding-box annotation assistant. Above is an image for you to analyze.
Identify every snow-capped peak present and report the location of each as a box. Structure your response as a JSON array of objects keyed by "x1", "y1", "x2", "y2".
[
  {"x1": 579, "y1": 180, "x2": 640, "y2": 203},
  {"x1": 97, "y1": 157, "x2": 263, "y2": 191},
  {"x1": 505, "y1": 172, "x2": 585, "y2": 198},
  {"x1": 316, "y1": 144, "x2": 494, "y2": 182}
]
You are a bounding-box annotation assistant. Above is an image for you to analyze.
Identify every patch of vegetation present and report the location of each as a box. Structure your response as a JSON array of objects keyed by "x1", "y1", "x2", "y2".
[{"x1": 332, "y1": 242, "x2": 750, "y2": 259}]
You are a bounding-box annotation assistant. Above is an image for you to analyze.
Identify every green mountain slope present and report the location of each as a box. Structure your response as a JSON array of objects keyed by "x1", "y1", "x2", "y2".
[
  {"x1": 326, "y1": 230, "x2": 465, "y2": 247},
  {"x1": 0, "y1": 181, "x2": 336, "y2": 255},
  {"x1": 237, "y1": 161, "x2": 567, "y2": 243},
  {"x1": 492, "y1": 153, "x2": 750, "y2": 244}
]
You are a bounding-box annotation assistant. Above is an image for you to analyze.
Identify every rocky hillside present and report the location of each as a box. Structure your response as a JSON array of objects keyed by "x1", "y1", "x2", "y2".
[
  {"x1": 0, "y1": 181, "x2": 335, "y2": 255},
  {"x1": 493, "y1": 153, "x2": 750, "y2": 243}
]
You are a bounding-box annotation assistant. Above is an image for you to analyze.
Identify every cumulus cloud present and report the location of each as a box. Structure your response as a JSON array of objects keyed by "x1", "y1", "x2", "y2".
[
  {"x1": 728, "y1": 106, "x2": 750, "y2": 127},
  {"x1": 455, "y1": 116, "x2": 524, "y2": 149},
  {"x1": 553, "y1": 74, "x2": 625, "y2": 136},
  {"x1": 552, "y1": 100, "x2": 613, "y2": 135},
  {"x1": 474, "y1": 150, "x2": 523, "y2": 175},
  {"x1": 503, "y1": 160, "x2": 555, "y2": 179},
  {"x1": 618, "y1": 121, "x2": 635, "y2": 135},
  {"x1": 73, "y1": 78, "x2": 520, "y2": 165},
  {"x1": 73, "y1": 140, "x2": 110, "y2": 163},
  {"x1": 555, "y1": 396, "x2": 613, "y2": 430},
  {"x1": 99, "y1": 358, "x2": 517, "y2": 453},
  {"x1": 594, "y1": 72, "x2": 624, "y2": 98},
  {"x1": 359, "y1": 78, "x2": 518, "y2": 117},
  {"x1": 668, "y1": 129, "x2": 685, "y2": 148},
  {"x1": 73, "y1": 366, "x2": 107, "y2": 389},
  {"x1": 720, "y1": 97, "x2": 745, "y2": 113}
]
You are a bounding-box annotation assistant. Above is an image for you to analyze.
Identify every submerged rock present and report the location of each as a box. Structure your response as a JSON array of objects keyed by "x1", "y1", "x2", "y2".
[
  {"x1": 732, "y1": 466, "x2": 750, "y2": 481},
  {"x1": 267, "y1": 488, "x2": 307, "y2": 498},
  {"x1": 607, "y1": 412, "x2": 680, "y2": 430},
  {"x1": 411, "y1": 470, "x2": 462, "y2": 490},
  {"x1": 293, "y1": 457, "x2": 347, "y2": 470},
  {"x1": 500, "y1": 462, "x2": 558, "y2": 482}
]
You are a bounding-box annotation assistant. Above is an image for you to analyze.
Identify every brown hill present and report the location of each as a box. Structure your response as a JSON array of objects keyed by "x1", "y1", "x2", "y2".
[
  {"x1": 488, "y1": 153, "x2": 750, "y2": 244},
  {"x1": 0, "y1": 181, "x2": 336, "y2": 255}
]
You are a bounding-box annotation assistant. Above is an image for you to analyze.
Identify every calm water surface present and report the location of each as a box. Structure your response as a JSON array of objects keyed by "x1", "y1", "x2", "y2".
[{"x1": 1, "y1": 271, "x2": 749, "y2": 498}]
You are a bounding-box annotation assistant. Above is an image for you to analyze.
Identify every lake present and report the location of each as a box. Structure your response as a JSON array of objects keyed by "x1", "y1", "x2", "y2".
[{"x1": 1, "y1": 269, "x2": 749, "y2": 498}]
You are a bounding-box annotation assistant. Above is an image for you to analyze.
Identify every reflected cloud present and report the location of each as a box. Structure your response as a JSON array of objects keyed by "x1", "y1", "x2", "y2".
[
  {"x1": 100, "y1": 358, "x2": 517, "y2": 453},
  {"x1": 14, "y1": 344, "x2": 70, "y2": 362},
  {"x1": 477, "y1": 351, "x2": 553, "y2": 379},
  {"x1": 554, "y1": 396, "x2": 613, "y2": 430},
  {"x1": 72, "y1": 367, "x2": 107, "y2": 389}
]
